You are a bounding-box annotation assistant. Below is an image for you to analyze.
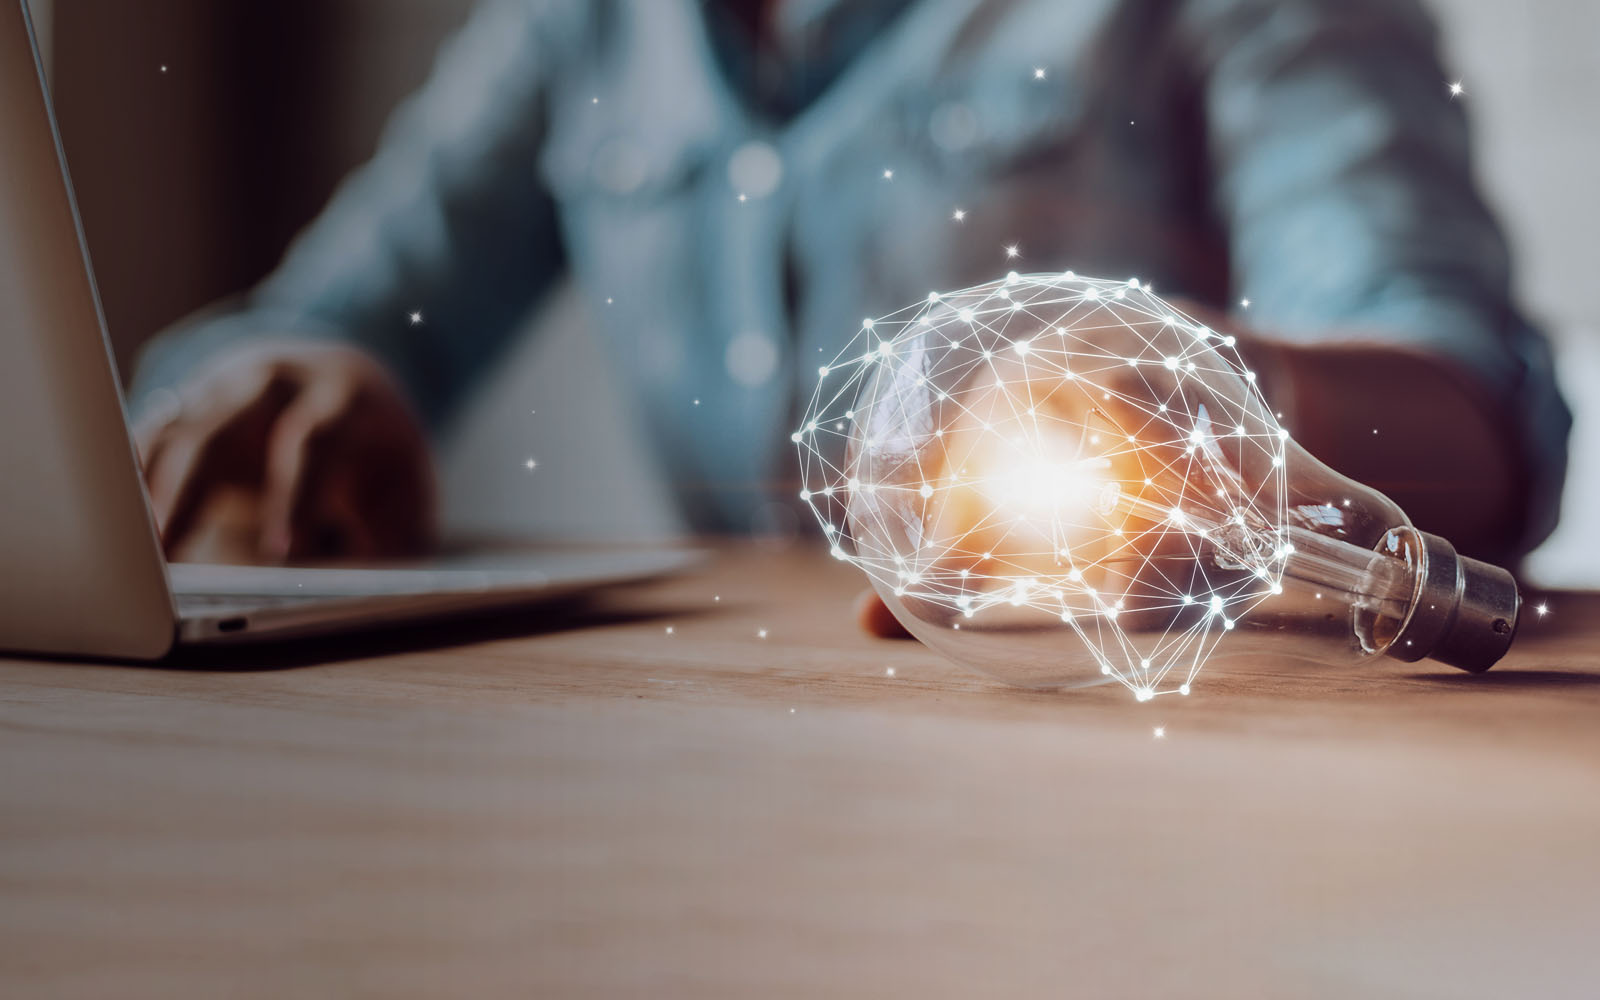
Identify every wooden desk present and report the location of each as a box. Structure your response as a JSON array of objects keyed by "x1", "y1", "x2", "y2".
[{"x1": 4, "y1": 545, "x2": 1600, "y2": 998}]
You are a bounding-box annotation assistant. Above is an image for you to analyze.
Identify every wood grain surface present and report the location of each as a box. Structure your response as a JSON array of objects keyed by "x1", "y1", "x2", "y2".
[{"x1": 4, "y1": 544, "x2": 1600, "y2": 998}]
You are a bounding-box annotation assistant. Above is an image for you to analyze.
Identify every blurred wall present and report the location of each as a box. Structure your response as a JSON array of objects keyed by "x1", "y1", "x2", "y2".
[
  {"x1": 1431, "y1": 0, "x2": 1600, "y2": 336},
  {"x1": 49, "y1": 0, "x2": 474, "y2": 373}
]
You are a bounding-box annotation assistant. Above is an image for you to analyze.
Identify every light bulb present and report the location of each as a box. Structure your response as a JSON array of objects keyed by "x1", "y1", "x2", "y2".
[{"x1": 796, "y1": 273, "x2": 1519, "y2": 698}]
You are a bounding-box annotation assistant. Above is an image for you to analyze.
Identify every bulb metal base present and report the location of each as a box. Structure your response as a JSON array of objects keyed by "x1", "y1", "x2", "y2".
[{"x1": 1386, "y1": 531, "x2": 1520, "y2": 672}]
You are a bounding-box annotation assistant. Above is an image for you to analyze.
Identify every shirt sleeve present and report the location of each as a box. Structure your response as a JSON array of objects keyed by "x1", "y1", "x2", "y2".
[
  {"x1": 132, "y1": 0, "x2": 574, "y2": 430},
  {"x1": 1183, "y1": 0, "x2": 1571, "y2": 554}
]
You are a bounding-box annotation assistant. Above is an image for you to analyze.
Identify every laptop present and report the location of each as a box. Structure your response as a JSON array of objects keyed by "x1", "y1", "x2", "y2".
[{"x1": 0, "y1": 0, "x2": 695, "y2": 660}]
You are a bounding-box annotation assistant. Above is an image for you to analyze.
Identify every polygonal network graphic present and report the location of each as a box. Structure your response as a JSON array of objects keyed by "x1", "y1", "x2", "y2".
[{"x1": 795, "y1": 272, "x2": 1292, "y2": 699}]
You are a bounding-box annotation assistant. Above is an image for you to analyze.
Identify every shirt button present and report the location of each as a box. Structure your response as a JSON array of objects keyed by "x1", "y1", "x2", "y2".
[
  {"x1": 725, "y1": 331, "x2": 779, "y2": 386},
  {"x1": 727, "y1": 141, "x2": 783, "y2": 200}
]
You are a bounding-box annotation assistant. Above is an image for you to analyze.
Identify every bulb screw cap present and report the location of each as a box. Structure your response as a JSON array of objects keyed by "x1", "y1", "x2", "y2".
[{"x1": 1387, "y1": 530, "x2": 1520, "y2": 672}]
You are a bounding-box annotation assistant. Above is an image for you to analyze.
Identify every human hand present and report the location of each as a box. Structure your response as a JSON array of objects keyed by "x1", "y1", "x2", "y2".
[{"x1": 133, "y1": 342, "x2": 436, "y2": 563}]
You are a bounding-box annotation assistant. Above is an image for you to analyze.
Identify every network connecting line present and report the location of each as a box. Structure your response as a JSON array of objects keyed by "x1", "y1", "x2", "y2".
[{"x1": 795, "y1": 272, "x2": 1291, "y2": 700}]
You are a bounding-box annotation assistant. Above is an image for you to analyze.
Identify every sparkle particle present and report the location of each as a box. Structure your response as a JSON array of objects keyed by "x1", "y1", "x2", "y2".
[
  {"x1": 524, "y1": 458, "x2": 537, "y2": 470},
  {"x1": 882, "y1": 168, "x2": 894, "y2": 180},
  {"x1": 1004, "y1": 244, "x2": 1020, "y2": 259},
  {"x1": 1033, "y1": 67, "x2": 1046, "y2": 80},
  {"x1": 952, "y1": 208, "x2": 966, "y2": 222},
  {"x1": 1153, "y1": 727, "x2": 1166, "y2": 739},
  {"x1": 408, "y1": 310, "x2": 423, "y2": 325},
  {"x1": 1536, "y1": 602, "x2": 1550, "y2": 618},
  {"x1": 757, "y1": 628, "x2": 768, "y2": 639},
  {"x1": 1448, "y1": 80, "x2": 1465, "y2": 99}
]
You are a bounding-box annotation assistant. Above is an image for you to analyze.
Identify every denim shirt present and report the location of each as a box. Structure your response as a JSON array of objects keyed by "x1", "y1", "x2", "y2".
[{"x1": 133, "y1": 0, "x2": 1570, "y2": 546}]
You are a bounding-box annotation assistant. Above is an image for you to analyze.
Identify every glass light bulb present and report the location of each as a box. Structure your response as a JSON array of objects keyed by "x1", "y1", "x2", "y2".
[{"x1": 796, "y1": 273, "x2": 1519, "y2": 698}]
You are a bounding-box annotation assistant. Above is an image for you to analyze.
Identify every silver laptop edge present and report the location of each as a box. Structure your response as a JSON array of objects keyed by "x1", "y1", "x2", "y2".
[{"x1": 0, "y1": 0, "x2": 693, "y2": 660}]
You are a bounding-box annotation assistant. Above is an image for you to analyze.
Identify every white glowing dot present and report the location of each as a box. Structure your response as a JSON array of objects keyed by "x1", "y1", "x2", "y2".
[
  {"x1": 882, "y1": 168, "x2": 894, "y2": 180},
  {"x1": 1179, "y1": 684, "x2": 1190, "y2": 696},
  {"x1": 1536, "y1": 602, "x2": 1550, "y2": 617},
  {"x1": 408, "y1": 310, "x2": 423, "y2": 325},
  {"x1": 665, "y1": 626, "x2": 674, "y2": 635},
  {"x1": 757, "y1": 629, "x2": 768, "y2": 639},
  {"x1": 1240, "y1": 298, "x2": 1251, "y2": 309},
  {"x1": 1153, "y1": 726, "x2": 1165, "y2": 738},
  {"x1": 952, "y1": 208, "x2": 966, "y2": 222},
  {"x1": 1004, "y1": 244, "x2": 1020, "y2": 259},
  {"x1": 524, "y1": 458, "x2": 537, "y2": 470},
  {"x1": 1033, "y1": 67, "x2": 1046, "y2": 80},
  {"x1": 818, "y1": 365, "x2": 829, "y2": 377},
  {"x1": 886, "y1": 667, "x2": 896, "y2": 677},
  {"x1": 1449, "y1": 80, "x2": 1465, "y2": 98}
]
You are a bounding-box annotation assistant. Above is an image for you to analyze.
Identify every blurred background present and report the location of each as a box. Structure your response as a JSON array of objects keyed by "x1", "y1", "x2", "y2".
[{"x1": 25, "y1": 0, "x2": 1600, "y2": 582}]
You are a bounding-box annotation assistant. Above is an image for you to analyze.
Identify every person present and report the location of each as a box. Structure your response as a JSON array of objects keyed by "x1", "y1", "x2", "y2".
[{"x1": 129, "y1": 0, "x2": 1569, "y2": 638}]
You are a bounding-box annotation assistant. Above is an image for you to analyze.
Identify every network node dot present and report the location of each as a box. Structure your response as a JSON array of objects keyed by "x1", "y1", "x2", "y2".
[{"x1": 795, "y1": 272, "x2": 1289, "y2": 700}]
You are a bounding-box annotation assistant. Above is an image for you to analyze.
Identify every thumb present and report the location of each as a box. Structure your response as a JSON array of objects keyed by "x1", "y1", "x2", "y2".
[{"x1": 855, "y1": 588, "x2": 912, "y2": 639}]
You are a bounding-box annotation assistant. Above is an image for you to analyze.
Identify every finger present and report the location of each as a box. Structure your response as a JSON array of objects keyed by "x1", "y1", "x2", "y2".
[
  {"x1": 855, "y1": 588, "x2": 912, "y2": 639},
  {"x1": 143, "y1": 425, "x2": 213, "y2": 544},
  {"x1": 147, "y1": 373, "x2": 296, "y2": 553},
  {"x1": 131, "y1": 386, "x2": 184, "y2": 470},
  {"x1": 258, "y1": 381, "x2": 352, "y2": 561}
]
